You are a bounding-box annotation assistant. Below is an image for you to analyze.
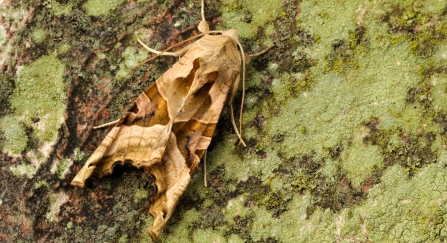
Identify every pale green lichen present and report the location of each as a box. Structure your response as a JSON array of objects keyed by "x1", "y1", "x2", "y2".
[
  {"x1": 34, "y1": 180, "x2": 49, "y2": 189},
  {"x1": 1, "y1": 116, "x2": 28, "y2": 155},
  {"x1": 3, "y1": 54, "x2": 66, "y2": 177},
  {"x1": 73, "y1": 147, "x2": 87, "y2": 162},
  {"x1": 341, "y1": 137, "x2": 382, "y2": 189},
  {"x1": 118, "y1": 234, "x2": 128, "y2": 243},
  {"x1": 83, "y1": 0, "x2": 126, "y2": 16},
  {"x1": 66, "y1": 221, "x2": 73, "y2": 229},
  {"x1": 46, "y1": 192, "x2": 69, "y2": 222},
  {"x1": 361, "y1": 164, "x2": 446, "y2": 241},
  {"x1": 50, "y1": 0, "x2": 73, "y2": 16},
  {"x1": 134, "y1": 189, "x2": 148, "y2": 202},
  {"x1": 0, "y1": 25, "x2": 6, "y2": 46},
  {"x1": 58, "y1": 43, "x2": 71, "y2": 55},
  {"x1": 32, "y1": 27, "x2": 47, "y2": 43},
  {"x1": 298, "y1": 0, "x2": 361, "y2": 61},
  {"x1": 192, "y1": 229, "x2": 226, "y2": 242},
  {"x1": 9, "y1": 163, "x2": 37, "y2": 179},
  {"x1": 222, "y1": 195, "x2": 250, "y2": 222},
  {"x1": 153, "y1": 205, "x2": 201, "y2": 242},
  {"x1": 116, "y1": 45, "x2": 149, "y2": 81},
  {"x1": 220, "y1": 0, "x2": 282, "y2": 45},
  {"x1": 50, "y1": 158, "x2": 71, "y2": 179}
]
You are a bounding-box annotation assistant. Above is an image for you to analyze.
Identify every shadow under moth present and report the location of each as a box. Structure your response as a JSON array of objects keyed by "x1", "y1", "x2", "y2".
[{"x1": 71, "y1": 0, "x2": 272, "y2": 240}]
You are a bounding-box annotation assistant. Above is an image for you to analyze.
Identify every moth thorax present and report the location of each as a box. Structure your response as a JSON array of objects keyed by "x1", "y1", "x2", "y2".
[{"x1": 222, "y1": 29, "x2": 239, "y2": 43}]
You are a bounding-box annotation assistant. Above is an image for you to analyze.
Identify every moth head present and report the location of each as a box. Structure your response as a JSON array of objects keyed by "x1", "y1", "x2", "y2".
[
  {"x1": 222, "y1": 29, "x2": 239, "y2": 44},
  {"x1": 198, "y1": 20, "x2": 209, "y2": 33}
]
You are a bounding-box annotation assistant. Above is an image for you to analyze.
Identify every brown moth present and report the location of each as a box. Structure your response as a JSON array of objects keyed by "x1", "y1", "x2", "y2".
[{"x1": 71, "y1": 0, "x2": 272, "y2": 240}]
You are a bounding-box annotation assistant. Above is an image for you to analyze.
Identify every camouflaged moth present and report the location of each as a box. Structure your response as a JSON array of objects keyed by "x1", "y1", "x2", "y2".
[{"x1": 71, "y1": 0, "x2": 272, "y2": 239}]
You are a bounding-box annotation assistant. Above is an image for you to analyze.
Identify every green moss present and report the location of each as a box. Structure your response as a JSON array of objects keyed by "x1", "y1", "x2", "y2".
[
  {"x1": 83, "y1": 0, "x2": 126, "y2": 16},
  {"x1": 377, "y1": 1, "x2": 447, "y2": 59},
  {"x1": 194, "y1": 206, "x2": 227, "y2": 229}
]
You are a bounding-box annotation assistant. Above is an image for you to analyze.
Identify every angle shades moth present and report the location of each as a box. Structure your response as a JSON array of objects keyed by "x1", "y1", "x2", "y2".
[{"x1": 71, "y1": 0, "x2": 272, "y2": 240}]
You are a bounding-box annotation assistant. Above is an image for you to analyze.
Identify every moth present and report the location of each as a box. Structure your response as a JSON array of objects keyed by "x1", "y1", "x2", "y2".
[{"x1": 71, "y1": 0, "x2": 272, "y2": 240}]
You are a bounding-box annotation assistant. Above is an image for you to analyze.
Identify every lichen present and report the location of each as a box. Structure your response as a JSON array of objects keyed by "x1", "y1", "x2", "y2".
[
  {"x1": 220, "y1": 0, "x2": 281, "y2": 45},
  {"x1": 50, "y1": 0, "x2": 73, "y2": 16},
  {"x1": 46, "y1": 192, "x2": 69, "y2": 223},
  {"x1": 83, "y1": 0, "x2": 126, "y2": 16},
  {"x1": 0, "y1": 25, "x2": 6, "y2": 46},
  {"x1": 9, "y1": 163, "x2": 37, "y2": 179},
  {"x1": 116, "y1": 45, "x2": 149, "y2": 81},
  {"x1": 2, "y1": 54, "x2": 66, "y2": 177},
  {"x1": 32, "y1": 27, "x2": 47, "y2": 44},
  {"x1": 3, "y1": 0, "x2": 447, "y2": 242},
  {"x1": 50, "y1": 158, "x2": 71, "y2": 179}
]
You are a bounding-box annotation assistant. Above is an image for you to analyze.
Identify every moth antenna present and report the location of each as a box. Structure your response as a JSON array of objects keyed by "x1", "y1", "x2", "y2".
[
  {"x1": 237, "y1": 41, "x2": 247, "y2": 146},
  {"x1": 130, "y1": 33, "x2": 208, "y2": 71},
  {"x1": 201, "y1": 0, "x2": 206, "y2": 22},
  {"x1": 137, "y1": 39, "x2": 177, "y2": 56}
]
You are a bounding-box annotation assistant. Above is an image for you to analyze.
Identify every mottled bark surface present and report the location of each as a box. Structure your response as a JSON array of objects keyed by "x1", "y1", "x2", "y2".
[{"x1": 1, "y1": 0, "x2": 447, "y2": 242}]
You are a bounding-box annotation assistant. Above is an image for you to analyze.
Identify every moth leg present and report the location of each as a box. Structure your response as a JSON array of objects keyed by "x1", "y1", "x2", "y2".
[
  {"x1": 137, "y1": 39, "x2": 177, "y2": 57},
  {"x1": 202, "y1": 150, "x2": 208, "y2": 187},
  {"x1": 93, "y1": 119, "x2": 119, "y2": 129},
  {"x1": 230, "y1": 103, "x2": 246, "y2": 147},
  {"x1": 249, "y1": 44, "x2": 275, "y2": 58},
  {"x1": 228, "y1": 74, "x2": 247, "y2": 147}
]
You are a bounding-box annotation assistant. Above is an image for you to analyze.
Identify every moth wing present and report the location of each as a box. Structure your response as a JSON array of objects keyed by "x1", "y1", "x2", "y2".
[
  {"x1": 71, "y1": 83, "x2": 171, "y2": 187},
  {"x1": 147, "y1": 127, "x2": 191, "y2": 240}
]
